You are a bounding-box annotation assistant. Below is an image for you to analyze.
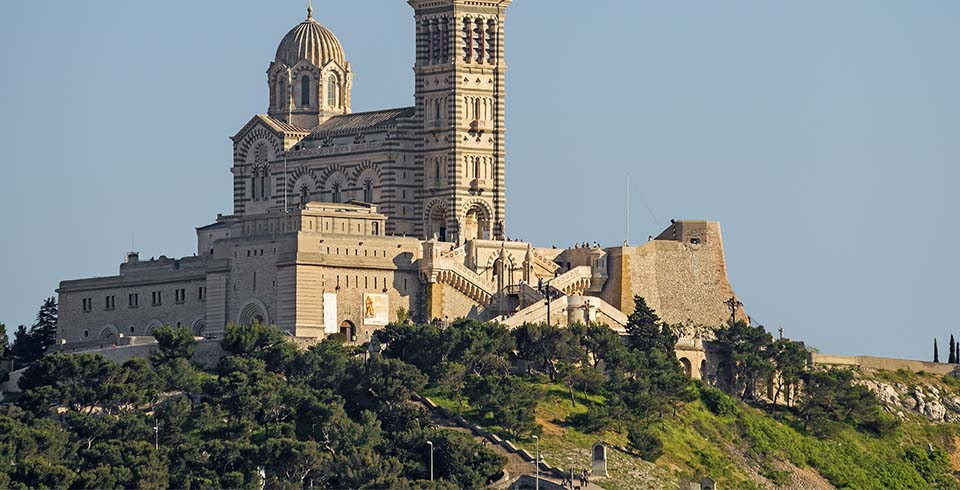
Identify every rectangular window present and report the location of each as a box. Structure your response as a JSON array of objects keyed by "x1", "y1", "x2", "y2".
[
  {"x1": 129, "y1": 293, "x2": 139, "y2": 308},
  {"x1": 198, "y1": 287, "x2": 206, "y2": 302},
  {"x1": 152, "y1": 291, "x2": 162, "y2": 306},
  {"x1": 175, "y1": 288, "x2": 186, "y2": 304},
  {"x1": 105, "y1": 295, "x2": 115, "y2": 311},
  {"x1": 82, "y1": 298, "x2": 92, "y2": 312}
]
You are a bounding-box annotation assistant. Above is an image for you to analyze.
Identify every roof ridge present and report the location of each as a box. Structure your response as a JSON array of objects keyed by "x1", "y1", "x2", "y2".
[{"x1": 329, "y1": 106, "x2": 414, "y2": 117}]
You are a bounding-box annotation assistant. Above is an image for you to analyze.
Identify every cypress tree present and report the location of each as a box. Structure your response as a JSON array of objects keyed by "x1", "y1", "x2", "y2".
[
  {"x1": 934, "y1": 338, "x2": 940, "y2": 363},
  {"x1": 954, "y1": 334, "x2": 959, "y2": 364},
  {"x1": 951, "y1": 335, "x2": 957, "y2": 364}
]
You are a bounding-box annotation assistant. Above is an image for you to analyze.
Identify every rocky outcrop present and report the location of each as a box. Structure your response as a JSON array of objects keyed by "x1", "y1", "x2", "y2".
[{"x1": 858, "y1": 378, "x2": 960, "y2": 423}]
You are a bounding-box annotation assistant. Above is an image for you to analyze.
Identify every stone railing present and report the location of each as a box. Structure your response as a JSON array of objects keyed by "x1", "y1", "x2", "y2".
[
  {"x1": 505, "y1": 282, "x2": 545, "y2": 308},
  {"x1": 593, "y1": 298, "x2": 629, "y2": 330},
  {"x1": 500, "y1": 296, "x2": 570, "y2": 328},
  {"x1": 550, "y1": 266, "x2": 592, "y2": 295},
  {"x1": 531, "y1": 251, "x2": 561, "y2": 276},
  {"x1": 441, "y1": 243, "x2": 466, "y2": 259},
  {"x1": 430, "y1": 256, "x2": 498, "y2": 305}
]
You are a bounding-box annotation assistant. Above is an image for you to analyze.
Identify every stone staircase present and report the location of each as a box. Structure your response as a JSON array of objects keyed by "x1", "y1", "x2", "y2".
[
  {"x1": 549, "y1": 266, "x2": 593, "y2": 296},
  {"x1": 414, "y1": 394, "x2": 606, "y2": 489},
  {"x1": 425, "y1": 244, "x2": 498, "y2": 306},
  {"x1": 500, "y1": 294, "x2": 628, "y2": 331}
]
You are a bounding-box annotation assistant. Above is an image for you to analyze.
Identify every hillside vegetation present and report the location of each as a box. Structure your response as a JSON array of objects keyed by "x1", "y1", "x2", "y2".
[
  {"x1": 3, "y1": 296, "x2": 960, "y2": 489},
  {"x1": 427, "y1": 374, "x2": 960, "y2": 489}
]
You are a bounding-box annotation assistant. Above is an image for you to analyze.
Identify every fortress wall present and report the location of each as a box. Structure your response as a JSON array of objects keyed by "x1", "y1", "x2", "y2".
[
  {"x1": 813, "y1": 353, "x2": 957, "y2": 375},
  {"x1": 603, "y1": 221, "x2": 741, "y2": 327},
  {"x1": 430, "y1": 282, "x2": 488, "y2": 322}
]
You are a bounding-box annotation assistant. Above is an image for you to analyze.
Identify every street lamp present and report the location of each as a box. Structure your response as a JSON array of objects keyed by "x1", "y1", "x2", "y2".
[
  {"x1": 542, "y1": 279, "x2": 554, "y2": 327},
  {"x1": 532, "y1": 435, "x2": 539, "y2": 490},
  {"x1": 426, "y1": 440, "x2": 434, "y2": 481}
]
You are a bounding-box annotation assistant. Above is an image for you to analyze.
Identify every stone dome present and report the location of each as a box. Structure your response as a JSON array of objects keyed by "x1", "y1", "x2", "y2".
[{"x1": 275, "y1": 7, "x2": 346, "y2": 69}]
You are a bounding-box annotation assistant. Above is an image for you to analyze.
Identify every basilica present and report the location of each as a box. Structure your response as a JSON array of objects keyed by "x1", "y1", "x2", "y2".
[{"x1": 57, "y1": 1, "x2": 743, "y2": 380}]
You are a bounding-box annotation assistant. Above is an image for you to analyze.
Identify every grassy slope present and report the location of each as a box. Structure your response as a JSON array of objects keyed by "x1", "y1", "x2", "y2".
[{"x1": 426, "y1": 372, "x2": 960, "y2": 490}]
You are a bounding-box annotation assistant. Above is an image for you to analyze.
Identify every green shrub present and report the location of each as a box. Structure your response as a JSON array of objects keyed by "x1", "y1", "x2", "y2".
[
  {"x1": 942, "y1": 374, "x2": 960, "y2": 390},
  {"x1": 701, "y1": 386, "x2": 738, "y2": 417},
  {"x1": 858, "y1": 408, "x2": 899, "y2": 437},
  {"x1": 566, "y1": 404, "x2": 610, "y2": 434},
  {"x1": 627, "y1": 424, "x2": 663, "y2": 462},
  {"x1": 761, "y1": 467, "x2": 791, "y2": 486}
]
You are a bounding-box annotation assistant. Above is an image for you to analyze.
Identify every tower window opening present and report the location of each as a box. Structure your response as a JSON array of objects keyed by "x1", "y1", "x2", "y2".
[
  {"x1": 332, "y1": 183, "x2": 342, "y2": 203},
  {"x1": 474, "y1": 19, "x2": 485, "y2": 63},
  {"x1": 363, "y1": 179, "x2": 373, "y2": 203},
  {"x1": 301, "y1": 75, "x2": 310, "y2": 106},
  {"x1": 300, "y1": 185, "x2": 309, "y2": 207},
  {"x1": 327, "y1": 76, "x2": 338, "y2": 107}
]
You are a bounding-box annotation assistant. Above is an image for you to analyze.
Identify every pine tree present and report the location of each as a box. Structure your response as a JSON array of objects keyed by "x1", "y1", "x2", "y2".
[
  {"x1": 934, "y1": 338, "x2": 940, "y2": 363},
  {"x1": 9, "y1": 325, "x2": 39, "y2": 368},
  {"x1": 625, "y1": 296, "x2": 662, "y2": 351},
  {"x1": 31, "y1": 297, "x2": 58, "y2": 351}
]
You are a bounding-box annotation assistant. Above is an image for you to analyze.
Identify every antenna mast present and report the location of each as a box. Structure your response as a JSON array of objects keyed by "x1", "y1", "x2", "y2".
[{"x1": 625, "y1": 174, "x2": 630, "y2": 246}]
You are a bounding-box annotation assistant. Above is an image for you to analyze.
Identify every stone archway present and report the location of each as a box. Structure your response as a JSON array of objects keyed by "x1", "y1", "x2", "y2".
[
  {"x1": 99, "y1": 325, "x2": 119, "y2": 341},
  {"x1": 463, "y1": 204, "x2": 491, "y2": 241},
  {"x1": 715, "y1": 360, "x2": 734, "y2": 392},
  {"x1": 679, "y1": 357, "x2": 693, "y2": 378},
  {"x1": 425, "y1": 201, "x2": 448, "y2": 241},
  {"x1": 238, "y1": 300, "x2": 270, "y2": 326},
  {"x1": 192, "y1": 318, "x2": 207, "y2": 337},
  {"x1": 339, "y1": 320, "x2": 356, "y2": 342}
]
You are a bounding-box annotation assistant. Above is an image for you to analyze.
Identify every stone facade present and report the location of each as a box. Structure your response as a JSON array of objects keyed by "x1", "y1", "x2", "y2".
[{"x1": 56, "y1": 2, "x2": 745, "y2": 374}]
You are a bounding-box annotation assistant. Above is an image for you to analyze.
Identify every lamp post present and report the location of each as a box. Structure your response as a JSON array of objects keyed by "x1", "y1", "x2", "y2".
[
  {"x1": 426, "y1": 440, "x2": 434, "y2": 481},
  {"x1": 543, "y1": 279, "x2": 554, "y2": 327},
  {"x1": 532, "y1": 435, "x2": 539, "y2": 490}
]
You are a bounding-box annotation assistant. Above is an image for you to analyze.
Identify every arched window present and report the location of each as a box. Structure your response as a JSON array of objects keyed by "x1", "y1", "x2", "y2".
[
  {"x1": 300, "y1": 186, "x2": 309, "y2": 207},
  {"x1": 434, "y1": 99, "x2": 441, "y2": 121},
  {"x1": 276, "y1": 81, "x2": 284, "y2": 109},
  {"x1": 332, "y1": 183, "x2": 342, "y2": 203},
  {"x1": 434, "y1": 159, "x2": 441, "y2": 184},
  {"x1": 363, "y1": 179, "x2": 373, "y2": 203},
  {"x1": 261, "y1": 171, "x2": 270, "y2": 199},
  {"x1": 301, "y1": 75, "x2": 310, "y2": 106},
  {"x1": 251, "y1": 173, "x2": 258, "y2": 200},
  {"x1": 473, "y1": 98, "x2": 481, "y2": 120},
  {"x1": 327, "y1": 76, "x2": 337, "y2": 107},
  {"x1": 473, "y1": 159, "x2": 480, "y2": 180}
]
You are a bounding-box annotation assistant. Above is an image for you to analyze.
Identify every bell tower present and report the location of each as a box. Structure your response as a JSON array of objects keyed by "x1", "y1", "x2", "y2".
[{"x1": 410, "y1": 0, "x2": 511, "y2": 243}]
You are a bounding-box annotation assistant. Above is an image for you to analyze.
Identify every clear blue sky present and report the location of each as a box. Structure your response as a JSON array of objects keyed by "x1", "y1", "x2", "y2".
[{"x1": 1, "y1": 1, "x2": 957, "y2": 360}]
